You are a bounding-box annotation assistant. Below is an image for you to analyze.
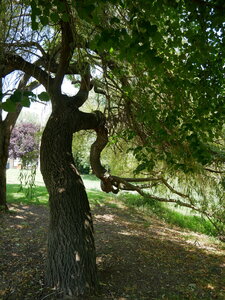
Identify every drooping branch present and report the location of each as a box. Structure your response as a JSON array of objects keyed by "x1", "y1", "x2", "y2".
[
  {"x1": 159, "y1": 177, "x2": 190, "y2": 199},
  {"x1": 89, "y1": 117, "x2": 222, "y2": 220},
  {"x1": 205, "y1": 168, "x2": 225, "y2": 174}
]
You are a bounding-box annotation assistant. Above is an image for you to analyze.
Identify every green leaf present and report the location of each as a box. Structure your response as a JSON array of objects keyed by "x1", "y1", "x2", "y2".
[
  {"x1": 10, "y1": 90, "x2": 22, "y2": 103},
  {"x1": 23, "y1": 91, "x2": 35, "y2": 97},
  {"x1": 38, "y1": 91, "x2": 50, "y2": 101},
  {"x1": 50, "y1": 12, "x2": 60, "y2": 23},
  {"x1": 110, "y1": 17, "x2": 120, "y2": 24},
  {"x1": 61, "y1": 13, "x2": 70, "y2": 22},
  {"x1": 20, "y1": 97, "x2": 30, "y2": 108},
  {"x1": 134, "y1": 163, "x2": 147, "y2": 174},
  {"x1": 1, "y1": 100, "x2": 17, "y2": 112},
  {"x1": 56, "y1": 1, "x2": 66, "y2": 12},
  {"x1": 31, "y1": 20, "x2": 39, "y2": 30},
  {"x1": 40, "y1": 16, "x2": 49, "y2": 26}
]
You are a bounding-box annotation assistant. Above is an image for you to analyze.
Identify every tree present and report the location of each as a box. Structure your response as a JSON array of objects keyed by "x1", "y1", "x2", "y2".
[
  {"x1": 0, "y1": 0, "x2": 40, "y2": 210},
  {"x1": 1, "y1": 0, "x2": 225, "y2": 297},
  {"x1": 9, "y1": 122, "x2": 40, "y2": 168}
]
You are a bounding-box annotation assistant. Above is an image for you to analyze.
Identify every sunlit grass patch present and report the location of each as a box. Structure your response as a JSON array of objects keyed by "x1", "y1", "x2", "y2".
[
  {"x1": 6, "y1": 183, "x2": 115, "y2": 208},
  {"x1": 87, "y1": 189, "x2": 116, "y2": 207},
  {"x1": 118, "y1": 192, "x2": 216, "y2": 237},
  {"x1": 7, "y1": 184, "x2": 48, "y2": 205}
]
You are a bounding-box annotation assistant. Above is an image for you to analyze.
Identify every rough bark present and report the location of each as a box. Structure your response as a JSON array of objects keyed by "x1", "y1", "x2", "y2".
[
  {"x1": 0, "y1": 123, "x2": 10, "y2": 210},
  {"x1": 40, "y1": 103, "x2": 100, "y2": 296},
  {"x1": 0, "y1": 136, "x2": 8, "y2": 210}
]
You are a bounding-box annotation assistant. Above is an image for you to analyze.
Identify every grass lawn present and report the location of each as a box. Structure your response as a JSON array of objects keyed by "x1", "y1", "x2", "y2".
[
  {"x1": 7, "y1": 168, "x2": 101, "y2": 189},
  {"x1": 6, "y1": 168, "x2": 222, "y2": 238},
  {"x1": 6, "y1": 169, "x2": 113, "y2": 206}
]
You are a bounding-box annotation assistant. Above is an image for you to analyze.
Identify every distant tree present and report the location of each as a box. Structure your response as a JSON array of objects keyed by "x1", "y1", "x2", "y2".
[{"x1": 9, "y1": 122, "x2": 40, "y2": 168}]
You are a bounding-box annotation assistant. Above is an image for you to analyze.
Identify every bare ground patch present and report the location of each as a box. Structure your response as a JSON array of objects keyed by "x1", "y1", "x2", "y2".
[{"x1": 0, "y1": 202, "x2": 224, "y2": 300}]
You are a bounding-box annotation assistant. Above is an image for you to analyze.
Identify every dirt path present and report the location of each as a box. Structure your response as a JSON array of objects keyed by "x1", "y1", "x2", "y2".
[{"x1": 0, "y1": 202, "x2": 224, "y2": 300}]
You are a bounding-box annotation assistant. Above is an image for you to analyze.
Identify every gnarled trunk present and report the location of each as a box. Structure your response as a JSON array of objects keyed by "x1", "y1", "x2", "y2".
[{"x1": 40, "y1": 105, "x2": 98, "y2": 296}]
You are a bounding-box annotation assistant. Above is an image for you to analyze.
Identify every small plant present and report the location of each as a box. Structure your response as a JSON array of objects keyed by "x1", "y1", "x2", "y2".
[{"x1": 18, "y1": 162, "x2": 38, "y2": 200}]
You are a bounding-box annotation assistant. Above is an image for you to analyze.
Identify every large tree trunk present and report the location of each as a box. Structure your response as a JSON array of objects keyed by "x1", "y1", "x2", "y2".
[
  {"x1": 40, "y1": 105, "x2": 99, "y2": 297},
  {"x1": 0, "y1": 155, "x2": 8, "y2": 211},
  {"x1": 0, "y1": 124, "x2": 9, "y2": 211}
]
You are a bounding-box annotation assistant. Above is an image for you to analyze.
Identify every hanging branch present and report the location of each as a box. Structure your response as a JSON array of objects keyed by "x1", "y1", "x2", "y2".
[{"x1": 89, "y1": 119, "x2": 224, "y2": 226}]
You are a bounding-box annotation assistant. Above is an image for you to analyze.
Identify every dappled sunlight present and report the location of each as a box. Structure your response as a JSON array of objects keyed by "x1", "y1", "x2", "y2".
[
  {"x1": 93, "y1": 203, "x2": 225, "y2": 299},
  {"x1": 2, "y1": 178, "x2": 225, "y2": 299},
  {"x1": 95, "y1": 214, "x2": 115, "y2": 222},
  {"x1": 1, "y1": 201, "x2": 224, "y2": 299},
  {"x1": 118, "y1": 230, "x2": 135, "y2": 236},
  {"x1": 14, "y1": 215, "x2": 25, "y2": 219}
]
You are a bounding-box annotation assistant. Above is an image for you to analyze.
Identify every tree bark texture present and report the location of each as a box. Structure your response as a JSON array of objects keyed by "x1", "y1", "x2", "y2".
[
  {"x1": 0, "y1": 123, "x2": 10, "y2": 210},
  {"x1": 40, "y1": 104, "x2": 99, "y2": 296}
]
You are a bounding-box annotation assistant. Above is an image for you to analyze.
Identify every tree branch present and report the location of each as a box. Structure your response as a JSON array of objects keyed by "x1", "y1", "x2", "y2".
[
  {"x1": 88, "y1": 115, "x2": 215, "y2": 217},
  {"x1": 4, "y1": 42, "x2": 47, "y2": 56},
  {"x1": 54, "y1": 21, "x2": 74, "y2": 91},
  {"x1": 4, "y1": 76, "x2": 40, "y2": 134},
  {"x1": 205, "y1": 168, "x2": 225, "y2": 174},
  {"x1": 159, "y1": 177, "x2": 190, "y2": 199},
  {"x1": 72, "y1": 65, "x2": 92, "y2": 108},
  {"x1": 3, "y1": 53, "x2": 53, "y2": 90}
]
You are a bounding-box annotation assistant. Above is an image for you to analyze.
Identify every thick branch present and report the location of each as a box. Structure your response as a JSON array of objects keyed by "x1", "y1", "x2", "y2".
[
  {"x1": 90, "y1": 126, "x2": 108, "y2": 179},
  {"x1": 0, "y1": 64, "x2": 15, "y2": 78},
  {"x1": 46, "y1": 61, "x2": 83, "y2": 75},
  {"x1": 54, "y1": 21, "x2": 74, "y2": 91},
  {"x1": 73, "y1": 66, "x2": 92, "y2": 108},
  {"x1": 75, "y1": 110, "x2": 106, "y2": 132},
  {"x1": 3, "y1": 53, "x2": 53, "y2": 90}
]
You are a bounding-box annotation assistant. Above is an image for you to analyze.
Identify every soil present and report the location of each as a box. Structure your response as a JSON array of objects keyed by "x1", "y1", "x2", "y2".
[{"x1": 0, "y1": 201, "x2": 224, "y2": 300}]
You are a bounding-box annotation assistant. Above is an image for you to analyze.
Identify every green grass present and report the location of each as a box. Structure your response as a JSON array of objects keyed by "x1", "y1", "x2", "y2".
[
  {"x1": 7, "y1": 184, "x2": 49, "y2": 205},
  {"x1": 119, "y1": 193, "x2": 217, "y2": 236},
  {"x1": 6, "y1": 184, "x2": 112, "y2": 207},
  {"x1": 6, "y1": 172, "x2": 217, "y2": 237}
]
